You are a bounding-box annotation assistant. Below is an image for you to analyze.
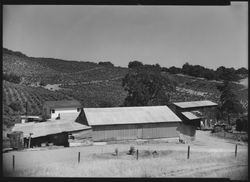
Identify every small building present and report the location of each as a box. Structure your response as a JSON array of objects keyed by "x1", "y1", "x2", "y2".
[
  {"x1": 12, "y1": 112, "x2": 91, "y2": 148},
  {"x1": 172, "y1": 100, "x2": 218, "y2": 112},
  {"x1": 82, "y1": 106, "x2": 182, "y2": 142},
  {"x1": 172, "y1": 100, "x2": 218, "y2": 142},
  {"x1": 42, "y1": 100, "x2": 82, "y2": 119}
]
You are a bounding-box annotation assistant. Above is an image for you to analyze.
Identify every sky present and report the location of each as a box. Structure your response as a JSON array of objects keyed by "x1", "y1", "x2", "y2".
[{"x1": 3, "y1": 3, "x2": 248, "y2": 69}]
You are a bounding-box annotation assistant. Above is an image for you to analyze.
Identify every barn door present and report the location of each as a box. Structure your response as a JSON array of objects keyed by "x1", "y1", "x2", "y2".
[{"x1": 137, "y1": 126, "x2": 143, "y2": 139}]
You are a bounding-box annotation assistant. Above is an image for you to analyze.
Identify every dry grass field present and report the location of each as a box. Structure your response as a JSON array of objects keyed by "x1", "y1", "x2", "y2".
[{"x1": 3, "y1": 131, "x2": 248, "y2": 179}]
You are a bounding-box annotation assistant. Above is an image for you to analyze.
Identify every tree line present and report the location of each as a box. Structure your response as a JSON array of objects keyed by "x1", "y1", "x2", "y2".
[
  {"x1": 128, "y1": 60, "x2": 248, "y2": 82},
  {"x1": 164, "y1": 62, "x2": 248, "y2": 82}
]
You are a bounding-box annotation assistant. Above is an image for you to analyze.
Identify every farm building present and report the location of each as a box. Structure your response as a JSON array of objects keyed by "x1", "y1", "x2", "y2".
[
  {"x1": 42, "y1": 100, "x2": 82, "y2": 119},
  {"x1": 171, "y1": 100, "x2": 218, "y2": 141},
  {"x1": 172, "y1": 100, "x2": 218, "y2": 112},
  {"x1": 82, "y1": 106, "x2": 182, "y2": 142},
  {"x1": 12, "y1": 112, "x2": 91, "y2": 148}
]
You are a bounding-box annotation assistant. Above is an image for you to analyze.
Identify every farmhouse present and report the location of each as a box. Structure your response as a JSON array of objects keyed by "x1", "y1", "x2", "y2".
[
  {"x1": 42, "y1": 100, "x2": 82, "y2": 119},
  {"x1": 82, "y1": 106, "x2": 182, "y2": 142}
]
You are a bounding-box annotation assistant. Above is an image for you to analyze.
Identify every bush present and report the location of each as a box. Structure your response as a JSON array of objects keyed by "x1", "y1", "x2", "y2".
[
  {"x1": 241, "y1": 135, "x2": 248, "y2": 142},
  {"x1": 3, "y1": 73, "x2": 21, "y2": 84},
  {"x1": 128, "y1": 146, "x2": 135, "y2": 155},
  {"x1": 212, "y1": 126, "x2": 224, "y2": 133}
]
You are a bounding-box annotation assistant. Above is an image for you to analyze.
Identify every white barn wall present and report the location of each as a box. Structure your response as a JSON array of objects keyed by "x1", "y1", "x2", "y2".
[{"x1": 51, "y1": 108, "x2": 80, "y2": 119}]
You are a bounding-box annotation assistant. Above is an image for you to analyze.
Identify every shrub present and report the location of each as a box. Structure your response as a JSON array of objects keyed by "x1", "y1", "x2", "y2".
[
  {"x1": 128, "y1": 146, "x2": 135, "y2": 155},
  {"x1": 3, "y1": 73, "x2": 21, "y2": 84}
]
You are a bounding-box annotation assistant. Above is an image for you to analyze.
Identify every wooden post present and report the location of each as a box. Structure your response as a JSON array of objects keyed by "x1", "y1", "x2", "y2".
[
  {"x1": 13, "y1": 155, "x2": 15, "y2": 171},
  {"x1": 28, "y1": 134, "x2": 31, "y2": 148},
  {"x1": 115, "y1": 148, "x2": 118, "y2": 157},
  {"x1": 78, "y1": 152, "x2": 80, "y2": 164},
  {"x1": 235, "y1": 144, "x2": 237, "y2": 158},
  {"x1": 187, "y1": 145, "x2": 190, "y2": 159},
  {"x1": 136, "y1": 149, "x2": 139, "y2": 160}
]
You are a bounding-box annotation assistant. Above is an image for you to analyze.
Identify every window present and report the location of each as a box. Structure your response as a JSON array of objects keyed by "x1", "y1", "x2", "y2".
[
  {"x1": 51, "y1": 109, "x2": 55, "y2": 113},
  {"x1": 77, "y1": 108, "x2": 80, "y2": 112}
]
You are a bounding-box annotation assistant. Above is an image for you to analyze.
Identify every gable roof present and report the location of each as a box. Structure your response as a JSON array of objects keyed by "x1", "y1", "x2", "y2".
[
  {"x1": 43, "y1": 100, "x2": 82, "y2": 109},
  {"x1": 84, "y1": 106, "x2": 182, "y2": 126},
  {"x1": 173, "y1": 100, "x2": 217, "y2": 109},
  {"x1": 12, "y1": 113, "x2": 90, "y2": 138}
]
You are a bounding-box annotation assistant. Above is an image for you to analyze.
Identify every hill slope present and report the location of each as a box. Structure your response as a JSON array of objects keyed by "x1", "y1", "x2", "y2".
[
  {"x1": 3, "y1": 48, "x2": 128, "y2": 85},
  {"x1": 2, "y1": 81, "x2": 73, "y2": 129},
  {"x1": 2, "y1": 48, "x2": 248, "y2": 130}
]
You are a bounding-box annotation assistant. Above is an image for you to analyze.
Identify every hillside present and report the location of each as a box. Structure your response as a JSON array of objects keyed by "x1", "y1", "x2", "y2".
[
  {"x1": 3, "y1": 48, "x2": 128, "y2": 85},
  {"x1": 2, "y1": 48, "x2": 248, "y2": 130},
  {"x1": 2, "y1": 81, "x2": 72, "y2": 129}
]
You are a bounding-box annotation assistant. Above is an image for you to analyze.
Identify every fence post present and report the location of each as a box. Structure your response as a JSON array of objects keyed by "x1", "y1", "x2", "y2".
[
  {"x1": 78, "y1": 152, "x2": 80, "y2": 164},
  {"x1": 136, "y1": 149, "x2": 139, "y2": 160},
  {"x1": 115, "y1": 148, "x2": 118, "y2": 158},
  {"x1": 235, "y1": 144, "x2": 237, "y2": 158},
  {"x1": 187, "y1": 145, "x2": 190, "y2": 159},
  {"x1": 13, "y1": 155, "x2": 15, "y2": 171}
]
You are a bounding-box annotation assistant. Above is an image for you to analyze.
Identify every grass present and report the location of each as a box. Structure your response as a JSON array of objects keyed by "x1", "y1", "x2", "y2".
[
  {"x1": 212, "y1": 131, "x2": 248, "y2": 142},
  {"x1": 3, "y1": 150, "x2": 247, "y2": 179}
]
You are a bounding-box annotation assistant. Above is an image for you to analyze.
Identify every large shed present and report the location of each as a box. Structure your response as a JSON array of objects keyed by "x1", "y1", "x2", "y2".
[
  {"x1": 172, "y1": 100, "x2": 218, "y2": 112},
  {"x1": 12, "y1": 113, "x2": 91, "y2": 147},
  {"x1": 83, "y1": 106, "x2": 182, "y2": 142}
]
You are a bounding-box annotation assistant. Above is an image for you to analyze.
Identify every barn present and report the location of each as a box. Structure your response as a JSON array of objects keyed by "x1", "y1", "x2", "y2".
[{"x1": 82, "y1": 106, "x2": 182, "y2": 142}]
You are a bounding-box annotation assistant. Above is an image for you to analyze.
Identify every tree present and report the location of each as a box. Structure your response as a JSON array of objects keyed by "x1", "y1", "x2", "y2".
[
  {"x1": 182, "y1": 62, "x2": 191, "y2": 75},
  {"x1": 98, "y1": 61, "x2": 114, "y2": 67},
  {"x1": 98, "y1": 100, "x2": 113, "y2": 107},
  {"x1": 217, "y1": 81, "x2": 244, "y2": 125},
  {"x1": 128, "y1": 61, "x2": 144, "y2": 69},
  {"x1": 168, "y1": 66, "x2": 182, "y2": 74},
  {"x1": 122, "y1": 68, "x2": 175, "y2": 106},
  {"x1": 235, "y1": 67, "x2": 248, "y2": 75},
  {"x1": 216, "y1": 67, "x2": 239, "y2": 81}
]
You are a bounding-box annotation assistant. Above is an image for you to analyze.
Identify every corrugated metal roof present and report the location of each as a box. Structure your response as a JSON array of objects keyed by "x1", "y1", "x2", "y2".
[
  {"x1": 84, "y1": 106, "x2": 182, "y2": 126},
  {"x1": 43, "y1": 100, "x2": 82, "y2": 109},
  {"x1": 182, "y1": 112, "x2": 201, "y2": 120},
  {"x1": 173, "y1": 100, "x2": 217, "y2": 109},
  {"x1": 12, "y1": 113, "x2": 90, "y2": 138}
]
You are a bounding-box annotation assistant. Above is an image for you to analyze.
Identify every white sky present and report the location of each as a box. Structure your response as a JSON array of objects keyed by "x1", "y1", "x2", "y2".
[{"x1": 3, "y1": 3, "x2": 248, "y2": 69}]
